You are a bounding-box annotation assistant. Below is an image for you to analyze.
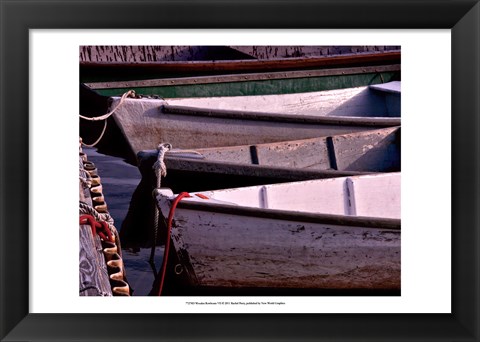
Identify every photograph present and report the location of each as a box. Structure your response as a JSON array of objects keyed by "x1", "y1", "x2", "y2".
[
  {"x1": 79, "y1": 45, "x2": 402, "y2": 297},
  {"x1": 1, "y1": 0, "x2": 479, "y2": 340}
]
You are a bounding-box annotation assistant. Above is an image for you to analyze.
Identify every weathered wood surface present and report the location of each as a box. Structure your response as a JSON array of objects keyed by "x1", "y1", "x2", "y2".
[
  {"x1": 156, "y1": 177, "x2": 400, "y2": 291},
  {"x1": 156, "y1": 174, "x2": 400, "y2": 291},
  {"x1": 228, "y1": 46, "x2": 400, "y2": 59},
  {"x1": 173, "y1": 215, "x2": 400, "y2": 290},
  {"x1": 79, "y1": 153, "x2": 132, "y2": 296},
  {"x1": 120, "y1": 128, "x2": 399, "y2": 248},
  {"x1": 81, "y1": 49, "x2": 401, "y2": 89},
  {"x1": 79, "y1": 158, "x2": 112, "y2": 296},
  {"x1": 80, "y1": 45, "x2": 400, "y2": 63},
  {"x1": 139, "y1": 126, "x2": 400, "y2": 172},
  {"x1": 112, "y1": 95, "x2": 400, "y2": 155},
  {"x1": 79, "y1": 223, "x2": 112, "y2": 296},
  {"x1": 120, "y1": 157, "x2": 369, "y2": 249},
  {"x1": 165, "y1": 83, "x2": 400, "y2": 117},
  {"x1": 79, "y1": 46, "x2": 252, "y2": 63}
]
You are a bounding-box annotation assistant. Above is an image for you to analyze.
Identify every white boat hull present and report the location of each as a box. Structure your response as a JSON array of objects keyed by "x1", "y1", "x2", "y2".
[{"x1": 156, "y1": 173, "x2": 401, "y2": 291}]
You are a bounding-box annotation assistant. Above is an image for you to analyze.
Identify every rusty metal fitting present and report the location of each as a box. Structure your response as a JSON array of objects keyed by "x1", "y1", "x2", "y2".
[{"x1": 174, "y1": 264, "x2": 184, "y2": 275}]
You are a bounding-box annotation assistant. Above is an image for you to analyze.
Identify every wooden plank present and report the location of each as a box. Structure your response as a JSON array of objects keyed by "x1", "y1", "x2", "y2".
[
  {"x1": 255, "y1": 138, "x2": 331, "y2": 169},
  {"x1": 80, "y1": 46, "x2": 235, "y2": 63},
  {"x1": 228, "y1": 46, "x2": 400, "y2": 59},
  {"x1": 196, "y1": 145, "x2": 252, "y2": 164},
  {"x1": 79, "y1": 224, "x2": 112, "y2": 296},
  {"x1": 79, "y1": 154, "x2": 112, "y2": 296}
]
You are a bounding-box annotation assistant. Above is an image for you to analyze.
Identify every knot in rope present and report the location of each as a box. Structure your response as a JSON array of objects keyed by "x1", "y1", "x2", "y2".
[
  {"x1": 79, "y1": 214, "x2": 115, "y2": 242},
  {"x1": 153, "y1": 143, "x2": 172, "y2": 181},
  {"x1": 149, "y1": 142, "x2": 172, "y2": 268}
]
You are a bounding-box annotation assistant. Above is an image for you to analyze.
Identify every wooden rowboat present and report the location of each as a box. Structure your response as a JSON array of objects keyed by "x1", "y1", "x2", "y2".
[
  {"x1": 164, "y1": 81, "x2": 400, "y2": 116},
  {"x1": 155, "y1": 173, "x2": 401, "y2": 295},
  {"x1": 82, "y1": 49, "x2": 400, "y2": 98},
  {"x1": 110, "y1": 83, "x2": 401, "y2": 156},
  {"x1": 120, "y1": 126, "x2": 400, "y2": 248},
  {"x1": 139, "y1": 126, "x2": 400, "y2": 181}
]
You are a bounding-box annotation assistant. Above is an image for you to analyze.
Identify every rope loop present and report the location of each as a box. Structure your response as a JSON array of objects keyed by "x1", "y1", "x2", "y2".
[
  {"x1": 149, "y1": 142, "x2": 172, "y2": 266},
  {"x1": 79, "y1": 201, "x2": 114, "y2": 226},
  {"x1": 154, "y1": 192, "x2": 191, "y2": 296},
  {"x1": 79, "y1": 90, "x2": 135, "y2": 122},
  {"x1": 79, "y1": 90, "x2": 135, "y2": 147},
  {"x1": 80, "y1": 120, "x2": 108, "y2": 148},
  {"x1": 79, "y1": 214, "x2": 115, "y2": 242}
]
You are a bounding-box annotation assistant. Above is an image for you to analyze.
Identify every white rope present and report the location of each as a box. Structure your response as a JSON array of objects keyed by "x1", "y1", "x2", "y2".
[
  {"x1": 79, "y1": 201, "x2": 114, "y2": 227},
  {"x1": 79, "y1": 90, "x2": 135, "y2": 147},
  {"x1": 152, "y1": 143, "x2": 172, "y2": 188},
  {"x1": 150, "y1": 142, "x2": 171, "y2": 265},
  {"x1": 80, "y1": 120, "x2": 107, "y2": 148},
  {"x1": 79, "y1": 90, "x2": 135, "y2": 122}
]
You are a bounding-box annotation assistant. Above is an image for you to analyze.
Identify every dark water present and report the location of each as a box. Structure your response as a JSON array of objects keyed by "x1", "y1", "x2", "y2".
[{"x1": 82, "y1": 147, "x2": 163, "y2": 296}]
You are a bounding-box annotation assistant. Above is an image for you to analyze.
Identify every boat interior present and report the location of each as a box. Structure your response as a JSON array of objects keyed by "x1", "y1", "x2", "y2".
[
  {"x1": 185, "y1": 173, "x2": 401, "y2": 219},
  {"x1": 164, "y1": 81, "x2": 401, "y2": 118}
]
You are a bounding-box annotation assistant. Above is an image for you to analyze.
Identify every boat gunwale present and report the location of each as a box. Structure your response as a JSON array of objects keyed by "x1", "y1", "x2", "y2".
[
  {"x1": 85, "y1": 64, "x2": 401, "y2": 90},
  {"x1": 173, "y1": 200, "x2": 401, "y2": 230},
  {"x1": 159, "y1": 104, "x2": 401, "y2": 126},
  {"x1": 156, "y1": 125, "x2": 401, "y2": 154},
  {"x1": 159, "y1": 156, "x2": 374, "y2": 178}
]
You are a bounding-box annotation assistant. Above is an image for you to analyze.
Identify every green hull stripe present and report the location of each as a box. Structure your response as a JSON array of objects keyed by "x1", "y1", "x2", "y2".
[{"x1": 95, "y1": 72, "x2": 399, "y2": 98}]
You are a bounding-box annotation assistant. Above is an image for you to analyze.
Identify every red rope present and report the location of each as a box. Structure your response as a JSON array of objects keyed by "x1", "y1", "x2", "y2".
[
  {"x1": 79, "y1": 214, "x2": 114, "y2": 242},
  {"x1": 156, "y1": 192, "x2": 191, "y2": 296}
]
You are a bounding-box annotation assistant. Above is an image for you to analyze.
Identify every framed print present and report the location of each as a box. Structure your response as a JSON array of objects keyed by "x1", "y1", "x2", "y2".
[{"x1": 1, "y1": 0, "x2": 479, "y2": 341}]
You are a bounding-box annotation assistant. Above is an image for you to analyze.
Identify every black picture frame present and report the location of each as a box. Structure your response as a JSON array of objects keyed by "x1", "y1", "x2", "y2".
[{"x1": 1, "y1": 1, "x2": 479, "y2": 341}]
